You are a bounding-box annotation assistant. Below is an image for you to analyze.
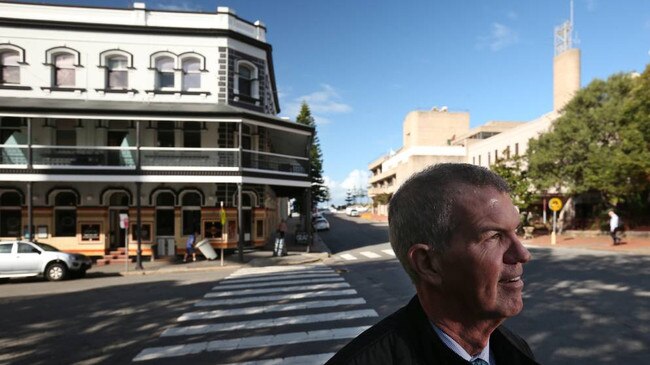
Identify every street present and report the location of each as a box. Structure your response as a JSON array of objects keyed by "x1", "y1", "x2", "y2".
[{"x1": 0, "y1": 214, "x2": 648, "y2": 364}]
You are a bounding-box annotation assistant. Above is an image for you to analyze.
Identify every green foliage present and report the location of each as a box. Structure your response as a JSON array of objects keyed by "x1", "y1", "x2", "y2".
[
  {"x1": 527, "y1": 71, "x2": 650, "y2": 205},
  {"x1": 492, "y1": 153, "x2": 534, "y2": 209},
  {"x1": 372, "y1": 193, "x2": 392, "y2": 206},
  {"x1": 296, "y1": 101, "x2": 330, "y2": 208}
]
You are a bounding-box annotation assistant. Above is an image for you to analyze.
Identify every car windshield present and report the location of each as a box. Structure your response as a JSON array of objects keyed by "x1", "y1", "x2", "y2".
[{"x1": 32, "y1": 242, "x2": 60, "y2": 252}]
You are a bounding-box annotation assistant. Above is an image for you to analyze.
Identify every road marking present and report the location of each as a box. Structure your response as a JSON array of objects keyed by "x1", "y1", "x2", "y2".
[
  {"x1": 225, "y1": 269, "x2": 335, "y2": 280},
  {"x1": 359, "y1": 251, "x2": 381, "y2": 259},
  {"x1": 204, "y1": 282, "x2": 351, "y2": 298},
  {"x1": 339, "y1": 253, "x2": 357, "y2": 261},
  {"x1": 133, "y1": 326, "x2": 370, "y2": 361},
  {"x1": 163, "y1": 309, "x2": 378, "y2": 337},
  {"x1": 212, "y1": 277, "x2": 344, "y2": 290},
  {"x1": 222, "y1": 353, "x2": 336, "y2": 365},
  {"x1": 228, "y1": 265, "x2": 329, "y2": 277},
  {"x1": 179, "y1": 297, "x2": 367, "y2": 321},
  {"x1": 382, "y1": 249, "x2": 396, "y2": 256},
  {"x1": 220, "y1": 273, "x2": 340, "y2": 285},
  {"x1": 196, "y1": 288, "x2": 358, "y2": 306}
]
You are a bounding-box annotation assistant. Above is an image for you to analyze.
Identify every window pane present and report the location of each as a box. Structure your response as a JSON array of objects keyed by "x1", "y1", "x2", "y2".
[
  {"x1": 56, "y1": 68, "x2": 75, "y2": 87},
  {"x1": 1, "y1": 52, "x2": 19, "y2": 65},
  {"x1": 54, "y1": 192, "x2": 77, "y2": 206},
  {"x1": 182, "y1": 192, "x2": 201, "y2": 206},
  {"x1": 56, "y1": 129, "x2": 76, "y2": 146},
  {"x1": 157, "y1": 130, "x2": 175, "y2": 147},
  {"x1": 239, "y1": 66, "x2": 251, "y2": 79},
  {"x1": 239, "y1": 78, "x2": 252, "y2": 96},
  {"x1": 182, "y1": 59, "x2": 200, "y2": 72},
  {"x1": 184, "y1": 131, "x2": 200, "y2": 147},
  {"x1": 2, "y1": 66, "x2": 19, "y2": 84},
  {"x1": 156, "y1": 192, "x2": 175, "y2": 206},
  {"x1": 156, "y1": 209, "x2": 175, "y2": 236},
  {"x1": 18, "y1": 243, "x2": 36, "y2": 254},
  {"x1": 108, "y1": 70, "x2": 128, "y2": 89},
  {"x1": 182, "y1": 73, "x2": 200, "y2": 90},
  {"x1": 54, "y1": 54, "x2": 75, "y2": 67},
  {"x1": 54, "y1": 209, "x2": 76, "y2": 237},
  {"x1": 0, "y1": 192, "x2": 21, "y2": 206},
  {"x1": 158, "y1": 72, "x2": 174, "y2": 88},
  {"x1": 107, "y1": 57, "x2": 128, "y2": 70},
  {"x1": 155, "y1": 57, "x2": 174, "y2": 71},
  {"x1": 182, "y1": 210, "x2": 201, "y2": 236},
  {"x1": 0, "y1": 243, "x2": 12, "y2": 254},
  {"x1": 0, "y1": 210, "x2": 21, "y2": 237}
]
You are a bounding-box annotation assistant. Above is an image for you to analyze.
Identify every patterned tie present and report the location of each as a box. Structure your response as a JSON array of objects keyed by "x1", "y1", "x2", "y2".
[{"x1": 470, "y1": 359, "x2": 489, "y2": 365}]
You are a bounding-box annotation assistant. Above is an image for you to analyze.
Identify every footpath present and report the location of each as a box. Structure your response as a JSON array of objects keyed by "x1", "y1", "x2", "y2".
[{"x1": 523, "y1": 232, "x2": 650, "y2": 255}]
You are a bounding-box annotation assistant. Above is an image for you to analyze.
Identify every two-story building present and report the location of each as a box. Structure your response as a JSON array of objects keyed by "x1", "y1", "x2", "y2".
[{"x1": 0, "y1": 1, "x2": 312, "y2": 261}]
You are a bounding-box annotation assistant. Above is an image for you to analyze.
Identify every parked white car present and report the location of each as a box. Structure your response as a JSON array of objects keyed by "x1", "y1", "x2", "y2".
[
  {"x1": 0, "y1": 240, "x2": 92, "y2": 281},
  {"x1": 313, "y1": 217, "x2": 331, "y2": 231}
]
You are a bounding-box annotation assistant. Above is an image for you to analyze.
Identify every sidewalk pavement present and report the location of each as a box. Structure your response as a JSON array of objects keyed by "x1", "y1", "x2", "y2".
[
  {"x1": 522, "y1": 233, "x2": 650, "y2": 255},
  {"x1": 89, "y1": 218, "x2": 331, "y2": 277}
]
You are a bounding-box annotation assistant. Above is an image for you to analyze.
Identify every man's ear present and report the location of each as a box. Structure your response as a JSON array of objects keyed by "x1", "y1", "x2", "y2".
[{"x1": 408, "y1": 243, "x2": 442, "y2": 286}]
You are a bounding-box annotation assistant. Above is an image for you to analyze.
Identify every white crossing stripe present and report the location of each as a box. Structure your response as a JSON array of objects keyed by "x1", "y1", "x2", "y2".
[
  {"x1": 220, "y1": 272, "x2": 340, "y2": 285},
  {"x1": 228, "y1": 265, "x2": 329, "y2": 277},
  {"x1": 382, "y1": 249, "x2": 396, "y2": 256},
  {"x1": 359, "y1": 251, "x2": 381, "y2": 259},
  {"x1": 133, "y1": 326, "x2": 370, "y2": 361},
  {"x1": 205, "y1": 282, "x2": 351, "y2": 298},
  {"x1": 225, "y1": 269, "x2": 335, "y2": 280},
  {"x1": 339, "y1": 253, "x2": 357, "y2": 261},
  {"x1": 178, "y1": 297, "x2": 366, "y2": 321},
  {"x1": 213, "y1": 277, "x2": 344, "y2": 290},
  {"x1": 222, "y1": 353, "x2": 336, "y2": 365},
  {"x1": 195, "y1": 289, "x2": 358, "y2": 306},
  {"x1": 162, "y1": 309, "x2": 378, "y2": 337}
]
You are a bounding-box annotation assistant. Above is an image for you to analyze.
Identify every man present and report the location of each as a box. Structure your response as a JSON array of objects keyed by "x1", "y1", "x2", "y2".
[
  {"x1": 608, "y1": 210, "x2": 622, "y2": 245},
  {"x1": 183, "y1": 230, "x2": 198, "y2": 262},
  {"x1": 327, "y1": 163, "x2": 538, "y2": 365}
]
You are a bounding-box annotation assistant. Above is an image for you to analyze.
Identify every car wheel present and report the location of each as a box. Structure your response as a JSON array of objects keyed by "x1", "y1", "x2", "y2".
[{"x1": 45, "y1": 263, "x2": 68, "y2": 281}]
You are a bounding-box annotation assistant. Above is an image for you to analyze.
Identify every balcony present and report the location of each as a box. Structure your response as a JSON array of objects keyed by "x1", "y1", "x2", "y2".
[
  {"x1": 369, "y1": 167, "x2": 397, "y2": 184},
  {"x1": 1, "y1": 145, "x2": 307, "y2": 175}
]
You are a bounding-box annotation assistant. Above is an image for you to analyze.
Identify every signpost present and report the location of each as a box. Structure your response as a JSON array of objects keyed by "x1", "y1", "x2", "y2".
[
  {"x1": 119, "y1": 213, "x2": 129, "y2": 272},
  {"x1": 548, "y1": 198, "x2": 563, "y2": 245}
]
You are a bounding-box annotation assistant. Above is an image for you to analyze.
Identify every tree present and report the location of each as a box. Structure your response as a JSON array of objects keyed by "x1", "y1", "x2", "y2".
[
  {"x1": 491, "y1": 152, "x2": 534, "y2": 209},
  {"x1": 527, "y1": 71, "x2": 650, "y2": 206},
  {"x1": 296, "y1": 101, "x2": 330, "y2": 208}
]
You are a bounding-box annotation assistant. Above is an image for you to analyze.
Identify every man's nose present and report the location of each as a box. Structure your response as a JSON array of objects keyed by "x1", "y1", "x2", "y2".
[{"x1": 505, "y1": 234, "x2": 532, "y2": 264}]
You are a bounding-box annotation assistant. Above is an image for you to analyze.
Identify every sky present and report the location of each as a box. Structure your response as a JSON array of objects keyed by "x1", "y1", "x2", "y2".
[{"x1": 13, "y1": 0, "x2": 650, "y2": 205}]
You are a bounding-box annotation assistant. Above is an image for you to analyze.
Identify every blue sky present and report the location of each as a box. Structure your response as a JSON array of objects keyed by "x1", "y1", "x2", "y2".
[{"x1": 15, "y1": 0, "x2": 650, "y2": 205}]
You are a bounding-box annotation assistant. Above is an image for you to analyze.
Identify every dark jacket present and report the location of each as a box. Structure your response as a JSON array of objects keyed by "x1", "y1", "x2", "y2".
[{"x1": 326, "y1": 295, "x2": 540, "y2": 365}]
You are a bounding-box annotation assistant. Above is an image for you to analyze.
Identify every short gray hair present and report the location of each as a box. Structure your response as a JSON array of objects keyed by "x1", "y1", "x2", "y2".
[{"x1": 388, "y1": 163, "x2": 510, "y2": 282}]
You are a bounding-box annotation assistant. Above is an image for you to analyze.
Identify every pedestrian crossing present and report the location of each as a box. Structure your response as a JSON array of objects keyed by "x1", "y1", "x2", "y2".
[
  {"x1": 132, "y1": 264, "x2": 377, "y2": 364},
  {"x1": 337, "y1": 248, "x2": 396, "y2": 261}
]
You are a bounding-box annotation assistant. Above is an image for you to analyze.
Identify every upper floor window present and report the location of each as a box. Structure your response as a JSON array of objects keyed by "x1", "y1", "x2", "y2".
[
  {"x1": 54, "y1": 53, "x2": 76, "y2": 87},
  {"x1": 0, "y1": 51, "x2": 20, "y2": 85},
  {"x1": 183, "y1": 122, "x2": 201, "y2": 148},
  {"x1": 107, "y1": 56, "x2": 128, "y2": 89},
  {"x1": 181, "y1": 58, "x2": 201, "y2": 91},
  {"x1": 155, "y1": 57, "x2": 175, "y2": 89},
  {"x1": 238, "y1": 64, "x2": 253, "y2": 97},
  {"x1": 55, "y1": 119, "x2": 77, "y2": 145}
]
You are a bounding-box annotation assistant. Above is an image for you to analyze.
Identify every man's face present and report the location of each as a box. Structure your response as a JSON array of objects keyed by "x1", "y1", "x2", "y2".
[{"x1": 436, "y1": 187, "x2": 531, "y2": 321}]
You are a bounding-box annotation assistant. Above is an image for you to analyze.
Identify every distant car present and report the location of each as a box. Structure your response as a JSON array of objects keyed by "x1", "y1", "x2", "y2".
[
  {"x1": 349, "y1": 209, "x2": 360, "y2": 217},
  {"x1": 313, "y1": 217, "x2": 331, "y2": 231},
  {"x1": 0, "y1": 240, "x2": 92, "y2": 281}
]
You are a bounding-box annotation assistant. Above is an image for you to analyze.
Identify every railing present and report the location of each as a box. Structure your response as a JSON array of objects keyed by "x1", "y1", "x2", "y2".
[
  {"x1": 0, "y1": 145, "x2": 28, "y2": 165},
  {"x1": 140, "y1": 147, "x2": 238, "y2": 169},
  {"x1": 242, "y1": 150, "x2": 308, "y2": 175},
  {"x1": 31, "y1": 146, "x2": 136, "y2": 168}
]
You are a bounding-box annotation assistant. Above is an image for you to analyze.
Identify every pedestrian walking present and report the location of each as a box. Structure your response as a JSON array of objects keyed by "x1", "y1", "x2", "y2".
[
  {"x1": 273, "y1": 219, "x2": 288, "y2": 257},
  {"x1": 608, "y1": 210, "x2": 622, "y2": 245},
  {"x1": 183, "y1": 230, "x2": 198, "y2": 262}
]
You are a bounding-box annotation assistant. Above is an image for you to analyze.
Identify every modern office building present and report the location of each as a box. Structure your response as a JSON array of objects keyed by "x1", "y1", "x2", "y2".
[{"x1": 0, "y1": 1, "x2": 312, "y2": 260}]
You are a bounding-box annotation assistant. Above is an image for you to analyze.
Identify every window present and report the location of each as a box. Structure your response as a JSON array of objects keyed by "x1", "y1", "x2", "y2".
[
  {"x1": 1, "y1": 117, "x2": 21, "y2": 144},
  {"x1": 181, "y1": 58, "x2": 201, "y2": 91},
  {"x1": 53, "y1": 53, "x2": 76, "y2": 87},
  {"x1": 18, "y1": 243, "x2": 37, "y2": 254},
  {"x1": 515, "y1": 143, "x2": 519, "y2": 156},
  {"x1": 157, "y1": 121, "x2": 175, "y2": 147},
  {"x1": 183, "y1": 122, "x2": 201, "y2": 148},
  {"x1": 55, "y1": 119, "x2": 77, "y2": 146},
  {"x1": 54, "y1": 192, "x2": 77, "y2": 237},
  {"x1": 155, "y1": 192, "x2": 175, "y2": 236},
  {"x1": 0, "y1": 191, "x2": 21, "y2": 237},
  {"x1": 107, "y1": 56, "x2": 128, "y2": 89},
  {"x1": 182, "y1": 192, "x2": 201, "y2": 235},
  {"x1": 238, "y1": 64, "x2": 253, "y2": 97},
  {"x1": 0, "y1": 243, "x2": 12, "y2": 254},
  {"x1": 155, "y1": 57, "x2": 175, "y2": 89},
  {"x1": 0, "y1": 51, "x2": 20, "y2": 84}
]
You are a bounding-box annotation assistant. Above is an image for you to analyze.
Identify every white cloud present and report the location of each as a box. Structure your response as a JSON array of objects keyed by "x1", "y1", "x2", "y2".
[
  {"x1": 281, "y1": 84, "x2": 352, "y2": 125},
  {"x1": 477, "y1": 23, "x2": 519, "y2": 52},
  {"x1": 324, "y1": 169, "x2": 370, "y2": 206},
  {"x1": 153, "y1": 2, "x2": 203, "y2": 11}
]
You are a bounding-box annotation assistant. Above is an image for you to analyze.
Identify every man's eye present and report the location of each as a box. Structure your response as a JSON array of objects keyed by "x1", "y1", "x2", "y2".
[{"x1": 490, "y1": 233, "x2": 502, "y2": 240}]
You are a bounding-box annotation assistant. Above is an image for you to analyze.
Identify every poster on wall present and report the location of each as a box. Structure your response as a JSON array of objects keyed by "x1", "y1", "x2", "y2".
[
  {"x1": 203, "y1": 221, "x2": 222, "y2": 238},
  {"x1": 81, "y1": 223, "x2": 101, "y2": 241},
  {"x1": 131, "y1": 223, "x2": 152, "y2": 242}
]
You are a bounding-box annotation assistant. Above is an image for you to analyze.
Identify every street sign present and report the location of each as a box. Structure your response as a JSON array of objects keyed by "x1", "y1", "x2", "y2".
[
  {"x1": 548, "y1": 197, "x2": 563, "y2": 212},
  {"x1": 119, "y1": 213, "x2": 129, "y2": 229}
]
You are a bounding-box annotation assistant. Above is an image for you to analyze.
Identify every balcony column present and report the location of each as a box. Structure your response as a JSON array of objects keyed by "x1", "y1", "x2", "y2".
[
  {"x1": 237, "y1": 183, "x2": 244, "y2": 262},
  {"x1": 238, "y1": 123, "x2": 242, "y2": 170},
  {"x1": 27, "y1": 181, "x2": 33, "y2": 242},
  {"x1": 136, "y1": 121, "x2": 141, "y2": 170},
  {"x1": 27, "y1": 117, "x2": 32, "y2": 168},
  {"x1": 135, "y1": 181, "x2": 143, "y2": 270}
]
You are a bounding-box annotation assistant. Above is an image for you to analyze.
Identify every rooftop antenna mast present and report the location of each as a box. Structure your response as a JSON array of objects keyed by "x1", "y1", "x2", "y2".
[{"x1": 554, "y1": 0, "x2": 575, "y2": 56}]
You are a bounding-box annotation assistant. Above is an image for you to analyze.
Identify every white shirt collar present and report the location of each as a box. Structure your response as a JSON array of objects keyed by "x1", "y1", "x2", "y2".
[{"x1": 432, "y1": 324, "x2": 493, "y2": 364}]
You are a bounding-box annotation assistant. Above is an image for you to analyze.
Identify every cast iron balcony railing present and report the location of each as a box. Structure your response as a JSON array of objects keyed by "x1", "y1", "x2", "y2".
[{"x1": 241, "y1": 149, "x2": 308, "y2": 175}]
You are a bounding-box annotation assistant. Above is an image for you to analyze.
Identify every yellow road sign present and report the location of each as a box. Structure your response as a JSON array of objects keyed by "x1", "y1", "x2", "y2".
[{"x1": 549, "y1": 197, "x2": 563, "y2": 212}]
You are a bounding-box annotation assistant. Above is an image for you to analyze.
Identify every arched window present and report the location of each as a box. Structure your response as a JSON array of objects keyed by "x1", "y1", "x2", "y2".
[
  {"x1": 109, "y1": 192, "x2": 130, "y2": 206},
  {"x1": 0, "y1": 191, "x2": 22, "y2": 237},
  {"x1": 238, "y1": 64, "x2": 253, "y2": 97},
  {"x1": 181, "y1": 58, "x2": 201, "y2": 91},
  {"x1": 53, "y1": 53, "x2": 76, "y2": 87},
  {"x1": 106, "y1": 56, "x2": 128, "y2": 89},
  {"x1": 54, "y1": 191, "x2": 77, "y2": 237},
  {"x1": 0, "y1": 50, "x2": 20, "y2": 85},
  {"x1": 181, "y1": 191, "x2": 202, "y2": 235},
  {"x1": 155, "y1": 56, "x2": 175, "y2": 89}
]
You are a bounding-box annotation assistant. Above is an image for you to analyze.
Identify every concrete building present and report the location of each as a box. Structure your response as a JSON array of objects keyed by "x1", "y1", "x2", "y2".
[{"x1": 0, "y1": 1, "x2": 312, "y2": 261}]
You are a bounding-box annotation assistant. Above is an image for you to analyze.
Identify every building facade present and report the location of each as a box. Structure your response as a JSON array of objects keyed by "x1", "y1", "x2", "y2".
[{"x1": 0, "y1": 1, "x2": 312, "y2": 258}]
